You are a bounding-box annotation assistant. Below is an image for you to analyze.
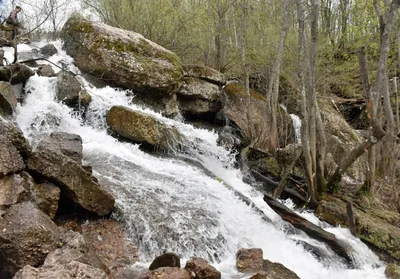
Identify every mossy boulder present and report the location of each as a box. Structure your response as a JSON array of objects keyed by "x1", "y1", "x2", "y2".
[
  {"x1": 106, "y1": 105, "x2": 183, "y2": 150},
  {"x1": 183, "y1": 64, "x2": 225, "y2": 85},
  {"x1": 386, "y1": 264, "x2": 400, "y2": 279},
  {"x1": 316, "y1": 196, "x2": 400, "y2": 262},
  {"x1": 61, "y1": 14, "x2": 183, "y2": 115}
]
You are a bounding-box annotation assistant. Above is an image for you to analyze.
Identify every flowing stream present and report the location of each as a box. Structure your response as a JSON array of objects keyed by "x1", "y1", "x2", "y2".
[{"x1": 7, "y1": 42, "x2": 387, "y2": 279}]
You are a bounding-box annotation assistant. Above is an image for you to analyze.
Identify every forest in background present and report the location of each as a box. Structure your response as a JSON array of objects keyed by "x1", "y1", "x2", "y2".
[{"x1": 7, "y1": 0, "x2": 400, "y2": 209}]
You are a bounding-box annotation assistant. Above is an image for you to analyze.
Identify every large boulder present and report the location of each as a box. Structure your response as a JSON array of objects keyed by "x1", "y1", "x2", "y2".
[
  {"x1": 184, "y1": 258, "x2": 221, "y2": 279},
  {"x1": 261, "y1": 260, "x2": 300, "y2": 279},
  {"x1": 0, "y1": 64, "x2": 35, "y2": 85},
  {"x1": 146, "y1": 267, "x2": 191, "y2": 279},
  {"x1": 27, "y1": 147, "x2": 114, "y2": 216},
  {"x1": 56, "y1": 72, "x2": 91, "y2": 109},
  {"x1": 0, "y1": 134, "x2": 25, "y2": 177},
  {"x1": 82, "y1": 219, "x2": 138, "y2": 274},
  {"x1": 43, "y1": 230, "x2": 108, "y2": 273},
  {"x1": 183, "y1": 65, "x2": 225, "y2": 85},
  {"x1": 40, "y1": 43, "x2": 58, "y2": 57},
  {"x1": 149, "y1": 252, "x2": 181, "y2": 270},
  {"x1": 178, "y1": 78, "x2": 222, "y2": 118},
  {"x1": 316, "y1": 196, "x2": 400, "y2": 262},
  {"x1": 0, "y1": 202, "x2": 59, "y2": 278},
  {"x1": 12, "y1": 261, "x2": 108, "y2": 279},
  {"x1": 37, "y1": 132, "x2": 83, "y2": 164},
  {"x1": 0, "y1": 81, "x2": 17, "y2": 116},
  {"x1": 61, "y1": 14, "x2": 183, "y2": 115},
  {"x1": 106, "y1": 106, "x2": 183, "y2": 150}
]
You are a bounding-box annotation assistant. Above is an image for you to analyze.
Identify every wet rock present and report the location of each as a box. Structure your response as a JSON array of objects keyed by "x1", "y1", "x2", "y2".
[
  {"x1": 236, "y1": 248, "x2": 264, "y2": 273},
  {"x1": 37, "y1": 64, "x2": 55, "y2": 77},
  {"x1": 262, "y1": 260, "x2": 300, "y2": 279},
  {"x1": 178, "y1": 77, "x2": 222, "y2": 118},
  {"x1": 0, "y1": 134, "x2": 25, "y2": 177},
  {"x1": 61, "y1": 14, "x2": 183, "y2": 115},
  {"x1": 56, "y1": 71, "x2": 91, "y2": 109},
  {"x1": 44, "y1": 230, "x2": 108, "y2": 273},
  {"x1": 149, "y1": 252, "x2": 180, "y2": 270},
  {"x1": 250, "y1": 273, "x2": 271, "y2": 279},
  {"x1": 40, "y1": 43, "x2": 58, "y2": 57},
  {"x1": 27, "y1": 148, "x2": 114, "y2": 216},
  {"x1": 37, "y1": 132, "x2": 83, "y2": 164},
  {"x1": 184, "y1": 258, "x2": 221, "y2": 279},
  {"x1": 0, "y1": 81, "x2": 17, "y2": 116},
  {"x1": 146, "y1": 267, "x2": 191, "y2": 279},
  {"x1": 106, "y1": 105, "x2": 183, "y2": 150},
  {"x1": 82, "y1": 219, "x2": 138, "y2": 273},
  {"x1": 0, "y1": 64, "x2": 35, "y2": 84},
  {"x1": 316, "y1": 196, "x2": 400, "y2": 262},
  {"x1": 12, "y1": 261, "x2": 108, "y2": 279},
  {"x1": 0, "y1": 173, "x2": 30, "y2": 209},
  {"x1": 386, "y1": 264, "x2": 400, "y2": 279},
  {"x1": 0, "y1": 202, "x2": 59, "y2": 278},
  {"x1": 0, "y1": 118, "x2": 31, "y2": 158},
  {"x1": 183, "y1": 64, "x2": 225, "y2": 85},
  {"x1": 31, "y1": 182, "x2": 61, "y2": 219}
]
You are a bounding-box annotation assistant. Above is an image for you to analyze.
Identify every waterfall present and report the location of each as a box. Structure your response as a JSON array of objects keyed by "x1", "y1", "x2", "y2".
[
  {"x1": 290, "y1": 114, "x2": 302, "y2": 144},
  {"x1": 10, "y1": 42, "x2": 386, "y2": 279}
]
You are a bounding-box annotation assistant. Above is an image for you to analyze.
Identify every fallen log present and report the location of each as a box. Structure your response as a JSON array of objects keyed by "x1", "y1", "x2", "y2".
[{"x1": 263, "y1": 195, "x2": 354, "y2": 267}]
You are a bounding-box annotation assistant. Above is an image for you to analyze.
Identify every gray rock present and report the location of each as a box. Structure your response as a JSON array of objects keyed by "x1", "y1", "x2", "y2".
[
  {"x1": 0, "y1": 134, "x2": 25, "y2": 177},
  {"x1": 12, "y1": 261, "x2": 108, "y2": 279},
  {"x1": 0, "y1": 81, "x2": 17, "y2": 116},
  {"x1": 37, "y1": 64, "x2": 55, "y2": 77},
  {"x1": 44, "y1": 230, "x2": 108, "y2": 273},
  {"x1": 56, "y1": 71, "x2": 84, "y2": 108},
  {"x1": 149, "y1": 252, "x2": 180, "y2": 270},
  {"x1": 27, "y1": 148, "x2": 114, "y2": 216},
  {"x1": 183, "y1": 64, "x2": 225, "y2": 85},
  {"x1": 0, "y1": 118, "x2": 31, "y2": 158},
  {"x1": 37, "y1": 132, "x2": 83, "y2": 164},
  {"x1": 61, "y1": 14, "x2": 183, "y2": 115},
  {"x1": 0, "y1": 173, "x2": 30, "y2": 209},
  {"x1": 0, "y1": 202, "x2": 59, "y2": 278},
  {"x1": 31, "y1": 182, "x2": 61, "y2": 219},
  {"x1": 0, "y1": 64, "x2": 35, "y2": 85},
  {"x1": 178, "y1": 78, "x2": 222, "y2": 116},
  {"x1": 40, "y1": 44, "x2": 58, "y2": 57},
  {"x1": 146, "y1": 267, "x2": 191, "y2": 279}
]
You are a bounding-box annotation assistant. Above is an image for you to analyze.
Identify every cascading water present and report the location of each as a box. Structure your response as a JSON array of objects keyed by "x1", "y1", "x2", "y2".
[
  {"x1": 290, "y1": 114, "x2": 302, "y2": 144},
  {"x1": 9, "y1": 42, "x2": 387, "y2": 279}
]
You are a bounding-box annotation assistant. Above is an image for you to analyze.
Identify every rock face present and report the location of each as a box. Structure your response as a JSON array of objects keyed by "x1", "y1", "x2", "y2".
[
  {"x1": 149, "y1": 252, "x2": 181, "y2": 270},
  {"x1": 184, "y1": 258, "x2": 221, "y2": 279},
  {"x1": 0, "y1": 64, "x2": 35, "y2": 85},
  {"x1": 236, "y1": 248, "x2": 264, "y2": 273},
  {"x1": 0, "y1": 81, "x2": 17, "y2": 116},
  {"x1": 27, "y1": 148, "x2": 114, "y2": 216},
  {"x1": 0, "y1": 135, "x2": 25, "y2": 177},
  {"x1": 12, "y1": 261, "x2": 108, "y2": 279},
  {"x1": 82, "y1": 219, "x2": 138, "y2": 274},
  {"x1": 37, "y1": 132, "x2": 83, "y2": 163},
  {"x1": 146, "y1": 267, "x2": 191, "y2": 279},
  {"x1": 0, "y1": 202, "x2": 59, "y2": 278},
  {"x1": 56, "y1": 72, "x2": 91, "y2": 109},
  {"x1": 106, "y1": 106, "x2": 183, "y2": 150},
  {"x1": 316, "y1": 196, "x2": 400, "y2": 262},
  {"x1": 178, "y1": 78, "x2": 222, "y2": 118},
  {"x1": 61, "y1": 14, "x2": 183, "y2": 115}
]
